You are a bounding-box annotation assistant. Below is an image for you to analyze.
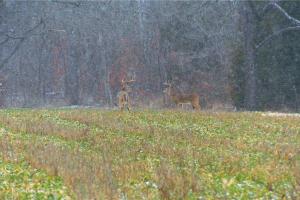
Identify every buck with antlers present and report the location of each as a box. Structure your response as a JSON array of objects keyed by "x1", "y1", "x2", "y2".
[
  {"x1": 118, "y1": 77, "x2": 135, "y2": 111},
  {"x1": 163, "y1": 82, "x2": 200, "y2": 110}
]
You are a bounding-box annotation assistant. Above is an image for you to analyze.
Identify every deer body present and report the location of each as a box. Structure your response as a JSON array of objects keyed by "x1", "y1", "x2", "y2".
[
  {"x1": 118, "y1": 78, "x2": 135, "y2": 111},
  {"x1": 164, "y1": 83, "x2": 200, "y2": 110},
  {"x1": 118, "y1": 90, "x2": 130, "y2": 111}
]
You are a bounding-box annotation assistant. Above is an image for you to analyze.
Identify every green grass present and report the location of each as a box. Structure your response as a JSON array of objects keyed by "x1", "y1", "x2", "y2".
[
  {"x1": 0, "y1": 109, "x2": 299, "y2": 199},
  {"x1": 0, "y1": 158, "x2": 72, "y2": 199}
]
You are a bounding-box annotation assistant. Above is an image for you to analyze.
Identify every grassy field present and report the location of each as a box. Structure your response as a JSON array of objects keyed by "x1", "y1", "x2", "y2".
[{"x1": 0, "y1": 109, "x2": 299, "y2": 199}]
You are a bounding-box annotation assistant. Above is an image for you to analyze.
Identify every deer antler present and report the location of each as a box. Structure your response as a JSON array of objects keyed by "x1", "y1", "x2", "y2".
[
  {"x1": 122, "y1": 77, "x2": 135, "y2": 84},
  {"x1": 163, "y1": 82, "x2": 172, "y2": 87},
  {"x1": 127, "y1": 78, "x2": 135, "y2": 83}
]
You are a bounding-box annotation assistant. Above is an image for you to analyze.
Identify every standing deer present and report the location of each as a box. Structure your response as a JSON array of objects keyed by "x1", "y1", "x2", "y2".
[
  {"x1": 118, "y1": 77, "x2": 135, "y2": 111},
  {"x1": 163, "y1": 82, "x2": 200, "y2": 110}
]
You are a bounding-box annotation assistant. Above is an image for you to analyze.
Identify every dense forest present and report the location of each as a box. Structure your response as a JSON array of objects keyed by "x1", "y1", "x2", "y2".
[{"x1": 0, "y1": 0, "x2": 299, "y2": 111}]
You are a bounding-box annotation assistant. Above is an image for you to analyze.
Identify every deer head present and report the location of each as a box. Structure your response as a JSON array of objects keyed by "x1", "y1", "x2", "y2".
[{"x1": 121, "y1": 77, "x2": 135, "y2": 92}]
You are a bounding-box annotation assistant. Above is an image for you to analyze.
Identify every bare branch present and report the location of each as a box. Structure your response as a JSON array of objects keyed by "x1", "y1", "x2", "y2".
[
  {"x1": 0, "y1": 33, "x2": 25, "y2": 46},
  {"x1": 0, "y1": 18, "x2": 45, "y2": 70},
  {"x1": 48, "y1": 29, "x2": 66, "y2": 33},
  {"x1": 256, "y1": 26, "x2": 300, "y2": 49},
  {"x1": 256, "y1": 1, "x2": 300, "y2": 49},
  {"x1": 263, "y1": 2, "x2": 300, "y2": 25},
  {"x1": 0, "y1": 37, "x2": 25, "y2": 70},
  {"x1": 6, "y1": 34, "x2": 25, "y2": 40},
  {"x1": 0, "y1": 36, "x2": 9, "y2": 45},
  {"x1": 51, "y1": 0, "x2": 81, "y2": 7}
]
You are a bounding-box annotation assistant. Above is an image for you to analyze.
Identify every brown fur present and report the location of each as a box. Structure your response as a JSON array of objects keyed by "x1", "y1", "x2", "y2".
[
  {"x1": 164, "y1": 84, "x2": 200, "y2": 110},
  {"x1": 118, "y1": 90, "x2": 131, "y2": 111},
  {"x1": 118, "y1": 78, "x2": 135, "y2": 111}
]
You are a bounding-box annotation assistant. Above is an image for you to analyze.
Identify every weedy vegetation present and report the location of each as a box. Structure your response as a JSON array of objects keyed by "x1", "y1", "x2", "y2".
[
  {"x1": 0, "y1": 109, "x2": 299, "y2": 199},
  {"x1": 0, "y1": 156, "x2": 71, "y2": 199}
]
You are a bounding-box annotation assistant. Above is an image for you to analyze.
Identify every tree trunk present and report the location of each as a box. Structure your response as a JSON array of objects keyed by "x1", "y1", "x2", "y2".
[
  {"x1": 99, "y1": 33, "x2": 112, "y2": 106},
  {"x1": 240, "y1": 1, "x2": 257, "y2": 110}
]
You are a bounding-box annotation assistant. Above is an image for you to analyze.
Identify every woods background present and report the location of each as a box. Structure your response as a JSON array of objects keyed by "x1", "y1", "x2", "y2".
[{"x1": 0, "y1": 0, "x2": 299, "y2": 111}]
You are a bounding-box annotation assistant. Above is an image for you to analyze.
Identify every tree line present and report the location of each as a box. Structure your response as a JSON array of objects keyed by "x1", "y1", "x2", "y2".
[{"x1": 0, "y1": 0, "x2": 299, "y2": 111}]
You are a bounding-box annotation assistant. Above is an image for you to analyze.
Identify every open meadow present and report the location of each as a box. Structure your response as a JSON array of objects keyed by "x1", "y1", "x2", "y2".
[{"x1": 0, "y1": 109, "x2": 299, "y2": 199}]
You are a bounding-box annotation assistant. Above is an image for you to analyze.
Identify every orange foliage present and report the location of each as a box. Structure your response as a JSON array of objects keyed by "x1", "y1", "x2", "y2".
[
  {"x1": 52, "y1": 37, "x2": 68, "y2": 92},
  {"x1": 109, "y1": 38, "x2": 143, "y2": 91}
]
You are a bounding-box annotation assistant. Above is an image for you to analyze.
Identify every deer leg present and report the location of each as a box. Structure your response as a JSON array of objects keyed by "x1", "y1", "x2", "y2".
[
  {"x1": 193, "y1": 103, "x2": 200, "y2": 110},
  {"x1": 127, "y1": 96, "x2": 131, "y2": 111},
  {"x1": 118, "y1": 95, "x2": 122, "y2": 111},
  {"x1": 127, "y1": 102, "x2": 131, "y2": 111}
]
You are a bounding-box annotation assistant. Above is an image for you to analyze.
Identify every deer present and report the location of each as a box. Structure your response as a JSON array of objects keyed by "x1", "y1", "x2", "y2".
[
  {"x1": 163, "y1": 82, "x2": 200, "y2": 110},
  {"x1": 118, "y1": 77, "x2": 135, "y2": 111}
]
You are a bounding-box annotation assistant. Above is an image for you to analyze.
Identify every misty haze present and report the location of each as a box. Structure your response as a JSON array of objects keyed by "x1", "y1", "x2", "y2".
[{"x1": 0, "y1": 0, "x2": 299, "y2": 199}]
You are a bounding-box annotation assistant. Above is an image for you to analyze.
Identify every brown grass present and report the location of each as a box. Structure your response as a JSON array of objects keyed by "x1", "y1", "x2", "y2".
[{"x1": 0, "y1": 109, "x2": 298, "y2": 199}]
